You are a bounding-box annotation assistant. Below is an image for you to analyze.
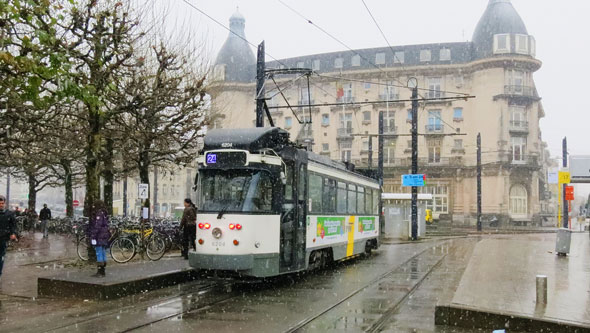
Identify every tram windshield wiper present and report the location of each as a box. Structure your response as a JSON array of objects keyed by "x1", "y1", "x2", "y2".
[{"x1": 217, "y1": 204, "x2": 229, "y2": 219}]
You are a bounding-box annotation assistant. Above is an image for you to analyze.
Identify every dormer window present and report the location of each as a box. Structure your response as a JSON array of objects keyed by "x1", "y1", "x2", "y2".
[
  {"x1": 334, "y1": 57, "x2": 343, "y2": 69},
  {"x1": 351, "y1": 55, "x2": 361, "y2": 67},
  {"x1": 420, "y1": 50, "x2": 431, "y2": 62},
  {"x1": 493, "y1": 34, "x2": 511, "y2": 54},
  {"x1": 440, "y1": 48, "x2": 451, "y2": 61},
  {"x1": 375, "y1": 52, "x2": 386, "y2": 65},
  {"x1": 515, "y1": 34, "x2": 529, "y2": 54},
  {"x1": 312, "y1": 59, "x2": 321, "y2": 71}
]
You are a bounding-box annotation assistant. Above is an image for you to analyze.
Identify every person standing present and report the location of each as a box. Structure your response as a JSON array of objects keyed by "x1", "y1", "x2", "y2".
[
  {"x1": 88, "y1": 200, "x2": 111, "y2": 277},
  {"x1": 180, "y1": 198, "x2": 197, "y2": 260},
  {"x1": 39, "y1": 204, "x2": 51, "y2": 239},
  {"x1": 0, "y1": 195, "x2": 17, "y2": 283},
  {"x1": 26, "y1": 208, "x2": 38, "y2": 233}
]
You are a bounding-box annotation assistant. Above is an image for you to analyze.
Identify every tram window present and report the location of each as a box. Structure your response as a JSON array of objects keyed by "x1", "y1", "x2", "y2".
[
  {"x1": 358, "y1": 187, "x2": 365, "y2": 215},
  {"x1": 373, "y1": 189, "x2": 380, "y2": 214},
  {"x1": 323, "y1": 178, "x2": 336, "y2": 213},
  {"x1": 251, "y1": 175, "x2": 273, "y2": 212},
  {"x1": 309, "y1": 174, "x2": 323, "y2": 212},
  {"x1": 337, "y1": 181, "x2": 347, "y2": 214},
  {"x1": 365, "y1": 189, "x2": 373, "y2": 214},
  {"x1": 298, "y1": 165, "x2": 306, "y2": 201},
  {"x1": 347, "y1": 184, "x2": 357, "y2": 214},
  {"x1": 285, "y1": 164, "x2": 294, "y2": 201}
]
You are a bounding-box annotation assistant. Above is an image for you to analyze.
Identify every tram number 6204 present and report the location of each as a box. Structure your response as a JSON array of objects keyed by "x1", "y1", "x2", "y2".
[{"x1": 212, "y1": 241, "x2": 225, "y2": 247}]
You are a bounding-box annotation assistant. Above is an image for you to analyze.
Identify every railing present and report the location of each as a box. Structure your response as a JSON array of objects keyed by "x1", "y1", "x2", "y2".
[
  {"x1": 504, "y1": 85, "x2": 535, "y2": 97},
  {"x1": 509, "y1": 120, "x2": 529, "y2": 132},
  {"x1": 336, "y1": 96, "x2": 355, "y2": 103},
  {"x1": 298, "y1": 99, "x2": 314, "y2": 106},
  {"x1": 337, "y1": 127, "x2": 353, "y2": 138},
  {"x1": 426, "y1": 90, "x2": 445, "y2": 99},
  {"x1": 379, "y1": 93, "x2": 400, "y2": 102},
  {"x1": 425, "y1": 124, "x2": 444, "y2": 133},
  {"x1": 383, "y1": 126, "x2": 397, "y2": 135},
  {"x1": 508, "y1": 154, "x2": 539, "y2": 166}
]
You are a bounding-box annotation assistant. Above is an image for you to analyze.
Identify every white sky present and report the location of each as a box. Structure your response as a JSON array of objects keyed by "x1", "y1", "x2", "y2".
[{"x1": 155, "y1": 0, "x2": 590, "y2": 159}]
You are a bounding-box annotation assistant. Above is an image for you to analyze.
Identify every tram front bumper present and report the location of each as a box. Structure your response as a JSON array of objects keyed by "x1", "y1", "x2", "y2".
[{"x1": 189, "y1": 253, "x2": 254, "y2": 270}]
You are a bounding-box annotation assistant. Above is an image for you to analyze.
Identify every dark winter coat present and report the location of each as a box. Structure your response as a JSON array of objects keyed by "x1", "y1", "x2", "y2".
[
  {"x1": 0, "y1": 209, "x2": 17, "y2": 241},
  {"x1": 40, "y1": 207, "x2": 51, "y2": 220},
  {"x1": 181, "y1": 206, "x2": 197, "y2": 228},
  {"x1": 88, "y1": 209, "x2": 111, "y2": 247}
]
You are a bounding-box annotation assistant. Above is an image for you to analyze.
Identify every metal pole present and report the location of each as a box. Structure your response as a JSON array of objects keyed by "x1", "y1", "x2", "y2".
[
  {"x1": 6, "y1": 172, "x2": 10, "y2": 209},
  {"x1": 477, "y1": 133, "x2": 482, "y2": 231},
  {"x1": 154, "y1": 167, "x2": 158, "y2": 218},
  {"x1": 368, "y1": 135, "x2": 373, "y2": 170},
  {"x1": 563, "y1": 137, "x2": 568, "y2": 229},
  {"x1": 378, "y1": 113, "x2": 384, "y2": 235},
  {"x1": 123, "y1": 177, "x2": 127, "y2": 217},
  {"x1": 411, "y1": 86, "x2": 418, "y2": 241},
  {"x1": 255, "y1": 41, "x2": 265, "y2": 128}
]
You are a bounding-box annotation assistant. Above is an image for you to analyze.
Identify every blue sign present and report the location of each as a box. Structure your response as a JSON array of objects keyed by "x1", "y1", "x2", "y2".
[
  {"x1": 206, "y1": 153, "x2": 217, "y2": 164},
  {"x1": 402, "y1": 174, "x2": 425, "y2": 187}
]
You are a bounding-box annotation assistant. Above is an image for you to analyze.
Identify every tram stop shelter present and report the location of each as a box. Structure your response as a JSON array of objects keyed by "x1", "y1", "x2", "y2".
[{"x1": 382, "y1": 193, "x2": 433, "y2": 240}]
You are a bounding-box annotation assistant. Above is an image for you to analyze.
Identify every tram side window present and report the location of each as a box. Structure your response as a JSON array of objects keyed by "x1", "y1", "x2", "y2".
[
  {"x1": 358, "y1": 186, "x2": 365, "y2": 215},
  {"x1": 347, "y1": 184, "x2": 357, "y2": 214},
  {"x1": 309, "y1": 174, "x2": 323, "y2": 212},
  {"x1": 337, "y1": 181, "x2": 347, "y2": 214},
  {"x1": 285, "y1": 164, "x2": 294, "y2": 201},
  {"x1": 365, "y1": 189, "x2": 373, "y2": 214},
  {"x1": 323, "y1": 178, "x2": 337, "y2": 213},
  {"x1": 298, "y1": 165, "x2": 306, "y2": 201},
  {"x1": 373, "y1": 189, "x2": 380, "y2": 214}
]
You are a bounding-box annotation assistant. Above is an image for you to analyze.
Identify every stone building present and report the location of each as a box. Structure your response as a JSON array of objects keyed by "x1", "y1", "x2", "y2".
[{"x1": 211, "y1": 1, "x2": 555, "y2": 225}]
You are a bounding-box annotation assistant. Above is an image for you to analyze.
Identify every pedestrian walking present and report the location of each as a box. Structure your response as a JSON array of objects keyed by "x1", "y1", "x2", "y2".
[
  {"x1": 39, "y1": 204, "x2": 51, "y2": 239},
  {"x1": 26, "y1": 208, "x2": 38, "y2": 233},
  {"x1": 88, "y1": 200, "x2": 111, "y2": 277},
  {"x1": 180, "y1": 198, "x2": 197, "y2": 260},
  {"x1": 0, "y1": 195, "x2": 17, "y2": 283}
]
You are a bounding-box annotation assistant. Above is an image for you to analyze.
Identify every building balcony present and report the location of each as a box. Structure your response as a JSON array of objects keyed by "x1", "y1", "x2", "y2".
[
  {"x1": 504, "y1": 85, "x2": 535, "y2": 97},
  {"x1": 425, "y1": 124, "x2": 444, "y2": 134},
  {"x1": 506, "y1": 154, "x2": 540, "y2": 167},
  {"x1": 336, "y1": 96, "x2": 355, "y2": 104},
  {"x1": 379, "y1": 93, "x2": 400, "y2": 102},
  {"x1": 509, "y1": 120, "x2": 529, "y2": 133},
  {"x1": 383, "y1": 126, "x2": 398, "y2": 135},
  {"x1": 337, "y1": 127, "x2": 353, "y2": 139},
  {"x1": 426, "y1": 91, "x2": 445, "y2": 99}
]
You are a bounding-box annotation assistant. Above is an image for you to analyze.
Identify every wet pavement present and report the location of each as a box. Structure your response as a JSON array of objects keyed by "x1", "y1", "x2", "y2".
[{"x1": 450, "y1": 232, "x2": 590, "y2": 329}]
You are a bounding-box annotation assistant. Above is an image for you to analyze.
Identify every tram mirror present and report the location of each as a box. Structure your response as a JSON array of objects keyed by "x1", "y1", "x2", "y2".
[{"x1": 280, "y1": 171, "x2": 287, "y2": 185}]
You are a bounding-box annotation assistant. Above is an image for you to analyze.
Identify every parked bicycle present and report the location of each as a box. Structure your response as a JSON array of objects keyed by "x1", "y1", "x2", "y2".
[{"x1": 109, "y1": 222, "x2": 166, "y2": 263}]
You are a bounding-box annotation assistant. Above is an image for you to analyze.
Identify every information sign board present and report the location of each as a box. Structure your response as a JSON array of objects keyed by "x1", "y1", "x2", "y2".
[{"x1": 402, "y1": 174, "x2": 425, "y2": 187}]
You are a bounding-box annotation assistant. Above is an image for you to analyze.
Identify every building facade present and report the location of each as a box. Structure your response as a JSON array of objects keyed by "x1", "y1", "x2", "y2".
[{"x1": 211, "y1": 1, "x2": 554, "y2": 225}]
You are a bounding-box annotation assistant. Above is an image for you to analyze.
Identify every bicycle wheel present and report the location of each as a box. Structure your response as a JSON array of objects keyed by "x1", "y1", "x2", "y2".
[
  {"x1": 146, "y1": 235, "x2": 166, "y2": 261},
  {"x1": 110, "y1": 237, "x2": 136, "y2": 263},
  {"x1": 77, "y1": 236, "x2": 90, "y2": 261}
]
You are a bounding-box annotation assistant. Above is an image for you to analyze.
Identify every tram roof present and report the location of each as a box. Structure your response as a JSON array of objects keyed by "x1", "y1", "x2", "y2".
[{"x1": 203, "y1": 127, "x2": 290, "y2": 151}]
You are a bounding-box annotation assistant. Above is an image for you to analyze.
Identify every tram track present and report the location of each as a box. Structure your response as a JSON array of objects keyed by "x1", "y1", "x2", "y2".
[{"x1": 283, "y1": 240, "x2": 450, "y2": 332}]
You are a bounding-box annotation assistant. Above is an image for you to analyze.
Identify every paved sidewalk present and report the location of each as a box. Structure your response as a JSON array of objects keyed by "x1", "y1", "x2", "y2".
[{"x1": 450, "y1": 233, "x2": 590, "y2": 328}]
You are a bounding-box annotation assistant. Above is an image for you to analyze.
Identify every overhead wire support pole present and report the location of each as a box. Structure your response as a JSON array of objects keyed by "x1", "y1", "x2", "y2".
[
  {"x1": 563, "y1": 137, "x2": 568, "y2": 229},
  {"x1": 256, "y1": 41, "x2": 266, "y2": 127},
  {"x1": 477, "y1": 133, "x2": 482, "y2": 232},
  {"x1": 378, "y1": 112, "x2": 384, "y2": 236},
  {"x1": 410, "y1": 84, "x2": 419, "y2": 241}
]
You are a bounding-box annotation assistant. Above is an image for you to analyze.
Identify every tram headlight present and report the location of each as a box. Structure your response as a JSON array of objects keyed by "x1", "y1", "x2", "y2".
[
  {"x1": 198, "y1": 223, "x2": 204, "y2": 229},
  {"x1": 236, "y1": 224, "x2": 242, "y2": 230},
  {"x1": 212, "y1": 227, "x2": 222, "y2": 239},
  {"x1": 204, "y1": 223, "x2": 211, "y2": 229},
  {"x1": 229, "y1": 224, "x2": 235, "y2": 230}
]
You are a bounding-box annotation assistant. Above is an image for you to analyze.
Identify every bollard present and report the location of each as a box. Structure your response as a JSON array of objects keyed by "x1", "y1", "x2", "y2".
[{"x1": 536, "y1": 275, "x2": 547, "y2": 304}]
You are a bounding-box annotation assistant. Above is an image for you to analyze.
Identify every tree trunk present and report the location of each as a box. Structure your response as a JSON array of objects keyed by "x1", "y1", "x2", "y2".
[
  {"x1": 62, "y1": 160, "x2": 74, "y2": 218},
  {"x1": 84, "y1": 110, "x2": 102, "y2": 217},
  {"x1": 27, "y1": 172, "x2": 37, "y2": 211},
  {"x1": 103, "y1": 138, "x2": 114, "y2": 216}
]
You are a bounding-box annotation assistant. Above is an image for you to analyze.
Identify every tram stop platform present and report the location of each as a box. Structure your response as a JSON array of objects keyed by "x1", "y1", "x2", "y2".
[
  {"x1": 38, "y1": 258, "x2": 198, "y2": 300},
  {"x1": 436, "y1": 232, "x2": 590, "y2": 332}
]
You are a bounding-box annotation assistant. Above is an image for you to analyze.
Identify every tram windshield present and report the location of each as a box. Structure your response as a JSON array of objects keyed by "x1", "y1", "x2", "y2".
[{"x1": 198, "y1": 169, "x2": 275, "y2": 213}]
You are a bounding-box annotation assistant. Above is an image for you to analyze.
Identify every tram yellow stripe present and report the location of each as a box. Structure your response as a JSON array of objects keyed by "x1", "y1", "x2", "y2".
[{"x1": 346, "y1": 216, "x2": 355, "y2": 257}]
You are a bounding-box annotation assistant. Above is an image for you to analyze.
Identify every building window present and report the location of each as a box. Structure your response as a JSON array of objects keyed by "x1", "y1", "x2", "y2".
[
  {"x1": 351, "y1": 55, "x2": 361, "y2": 67},
  {"x1": 312, "y1": 59, "x2": 321, "y2": 71},
  {"x1": 339, "y1": 83, "x2": 353, "y2": 103},
  {"x1": 427, "y1": 110, "x2": 442, "y2": 132},
  {"x1": 505, "y1": 69, "x2": 527, "y2": 94},
  {"x1": 340, "y1": 112, "x2": 353, "y2": 130},
  {"x1": 375, "y1": 52, "x2": 386, "y2": 65},
  {"x1": 530, "y1": 36, "x2": 536, "y2": 57},
  {"x1": 300, "y1": 86, "x2": 312, "y2": 104},
  {"x1": 510, "y1": 185, "x2": 528, "y2": 216},
  {"x1": 297, "y1": 61, "x2": 305, "y2": 68},
  {"x1": 420, "y1": 49, "x2": 431, "y2": 62},
  {"x1": 428, "y1": 139, "x2": 442, "y2": 163},
  {"x1": 382, "y1": 82, "x2": 398, "y2": 101},
  {"x1": 285, "y1": 117, "x2": 293, "y2": 129},
  {"x1": 510, "y1": 106, "x2": 527, "y2": 129},
  {"x1": 422, "y1": 185, "x2": 449, "y2": 214},
  {"x1": 383, "y1": 110, "x2": 395, "y2": 133},
  {"x1": 515, "y1": 34, "x2": 529, "y2": 54},
  {"x1": 394, "y1": 51, "x2": 404, "y2": 64},
  {"x1": 334, "y1": 57, "x2": 343, "y2": 69},
  {"x1": 383, "y1": 140, "x2": 395, "y2": 165},
  {"x1": 362, "y1": 140, "x2": 369, "y2": 151},
  {"x1": 427, "y1": 77, "x2": 442, "y2": 98},
  {"x1": 511, "y1": 136, "x2": 526, "y2": 163},
  {"x1": 321, "y1": 114, "x2": 330, "y2": 126},
  {"x1": 440, "y1": 48, "x2": 451, "y2": 61},
  {"x1": 454, "y1": 139, "x2": 463, "y2": 149},
  {"x1": 322, "y1": 143, "x2": 329, "y2": 152},
  {"x1": 340, "y1": 141, "x2": 352, "y2": 162},
  {"x1": 363, "y1": 111, "x2": 371, "y2": 123},
  {"x1": 453, "y1": 107, "x2": 463, "y2": 121},
  {"x1": 494, "y1": 34, "x2": 511, "y2": 54}
]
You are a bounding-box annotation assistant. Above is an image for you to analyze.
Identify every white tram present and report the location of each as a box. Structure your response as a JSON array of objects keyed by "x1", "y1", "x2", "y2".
[{"x1": 190, "y1": 127, "x2": 380, "y2": 277}]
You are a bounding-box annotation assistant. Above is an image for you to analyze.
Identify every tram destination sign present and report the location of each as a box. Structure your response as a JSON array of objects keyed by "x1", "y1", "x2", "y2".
[{"x1": 205, "y1": 151, "x2": 247, "y2": 167}]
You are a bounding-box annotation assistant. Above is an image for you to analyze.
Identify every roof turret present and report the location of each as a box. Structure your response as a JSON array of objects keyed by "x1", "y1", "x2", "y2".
[{"x1": 214, "y1": 9, "x2": 255, "y2": 82}]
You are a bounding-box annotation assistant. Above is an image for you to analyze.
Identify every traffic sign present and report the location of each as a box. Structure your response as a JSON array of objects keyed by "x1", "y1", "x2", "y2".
[
  {"x1": 547, "y1": 169, "x2": 558, "y2": 184},
  {"x1": 73, "y1": 200, "x2": 80, "y2": 207},
  {"x1": 138, "y1": 183, "x2": 149, "y2": 199},
  {"x1": 565, "y1": 186, "x2": 574, "y2": 201},
  {"x1": 558, "y1": 171, "x2": 571, "y2": 184},
  {"x1": 402, "y1": 174, "x2": 425, "y2": 187}
]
